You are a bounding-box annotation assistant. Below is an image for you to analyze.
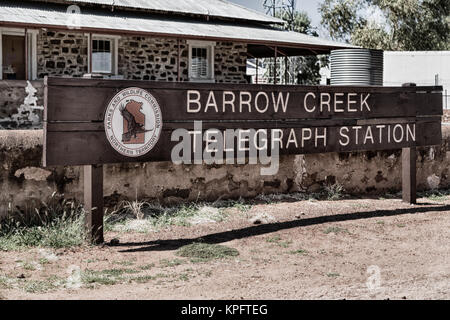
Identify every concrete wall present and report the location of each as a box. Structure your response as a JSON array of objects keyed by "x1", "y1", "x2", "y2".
[
  {"x1": 1, "y1": 126, "x2": 449, "y2": 217},
  {"x1": 0, "y1": 81, "x2": 44, "y2": 129}
]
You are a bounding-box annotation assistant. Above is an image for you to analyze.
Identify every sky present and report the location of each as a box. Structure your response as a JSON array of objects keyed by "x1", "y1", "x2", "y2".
[{"x1": 228, "y1": 0, "x2": 323, "y2": 28}]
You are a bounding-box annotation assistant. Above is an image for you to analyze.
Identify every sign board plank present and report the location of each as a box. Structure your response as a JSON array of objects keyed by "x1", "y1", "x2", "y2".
[
  {"x1": 44, "y1": 119, "x2": 441, "y2": 166},
  {"x1": 45, "y1": 78, "x2": 443, "y2": 123}
]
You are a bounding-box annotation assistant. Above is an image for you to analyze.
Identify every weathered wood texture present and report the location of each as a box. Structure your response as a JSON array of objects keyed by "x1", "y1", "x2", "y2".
[
  {"x1": 402, "y1": 147, "x2": 417, "y2": 204},
  {"x1": 84, "y1": 165, "x2": 104, "y2": 244},
  {"x1": 43, "y1": 77, "x2": 443, "y2": 167}
]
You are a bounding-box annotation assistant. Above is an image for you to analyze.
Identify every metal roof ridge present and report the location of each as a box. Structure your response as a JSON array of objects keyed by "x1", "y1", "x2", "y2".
[{"x1": 21, "y1": 0, "x2": 285, "y2": 25}]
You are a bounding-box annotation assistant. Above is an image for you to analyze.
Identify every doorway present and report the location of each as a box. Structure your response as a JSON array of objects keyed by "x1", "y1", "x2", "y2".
[{"x1": 2, "y1": 35, "x2": 25, "y2": 80}]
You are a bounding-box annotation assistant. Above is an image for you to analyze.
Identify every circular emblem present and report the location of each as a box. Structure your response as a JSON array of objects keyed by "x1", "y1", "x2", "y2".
[{"x1": 105, "y1": 87, "x2": 162, "y2": 157}]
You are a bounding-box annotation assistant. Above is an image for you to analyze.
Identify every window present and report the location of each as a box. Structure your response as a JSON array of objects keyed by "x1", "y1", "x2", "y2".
[
  {"x1": 92, "y1": 39, "x2": 112, "y2": 73},
  {"x1": 188, "y1": 40, "x2": 215, "y2": 82},
  {"x1": 88, "y1": 34, "x2": 120, "y2": 76}
]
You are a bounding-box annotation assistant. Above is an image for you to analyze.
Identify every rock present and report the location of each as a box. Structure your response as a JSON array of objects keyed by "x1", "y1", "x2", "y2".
[
  {"x1": 427, "y1": 174, "x2": 440, "y2": 190},
  {"x1": 17, "y1": 274, "x2": 26, "y2": 279},
  {"x1": 295, "y1": 212, "x2": 306, "y2": 219},
  {"x1": 251, "y1": 217, "x2": 263, "y2": 225},
  {"x1": 110, "y1": 238, "x2": 120, "y2": 246},
  {"x1": 250, "y1": 213, "x2": 276, "y2": 225}
]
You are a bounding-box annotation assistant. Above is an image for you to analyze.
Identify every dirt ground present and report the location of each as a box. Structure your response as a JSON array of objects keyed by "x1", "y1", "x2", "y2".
[{"x1": 0, "y1": 195, "x2": 449, "y2": 300}]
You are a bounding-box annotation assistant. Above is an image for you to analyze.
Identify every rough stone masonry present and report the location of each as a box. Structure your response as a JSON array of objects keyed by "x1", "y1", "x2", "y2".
[{"x1": 0, "y1": 126, "x2": 448, "y2": 218}]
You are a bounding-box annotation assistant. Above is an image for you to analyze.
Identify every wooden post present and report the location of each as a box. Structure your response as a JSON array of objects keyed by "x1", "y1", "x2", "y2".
[
  {"x1": 402, "y1": 83, "x2": 417, "y2": 204},
  {"x1": 24, "y1": 28, "x2": 28, "y2": 80},
  {"x1": 256, "y1": 58, "x2": 259, "y2": 84},
  {"x1": 284, "y1": 56, "x2": 288, "y2": 84},
  {"x1": 88, "y1": 33, "x2": 92, "y2": 73},
  {"x1": 84, "y1": 165, "x2": 104, "y2": 244},
  {"x1": 177, "y1": 38, "x2": 181, "y2": 82},
  {"x1": 274, "y1": 46, "x2": 277, "y2": 85},
  {"x1": 402, "y1": 147, "x2": 417, "y2": 204}
]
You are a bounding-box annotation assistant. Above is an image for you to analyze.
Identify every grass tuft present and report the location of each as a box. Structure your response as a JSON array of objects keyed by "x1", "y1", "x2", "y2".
[
  {"x1": 0, "y1": 194, "x2": 85, "y2": 251},
  {"x1": 323, "y1": 183, "x2": 345, "y2": 201},
  {"x1": 419, "y1": 189, "x2": 450, "y2": 202},
  {"x1": 176, "y1": 243, "x2": 239, "y2": 262},
  {"x1": 160, "y1": 258, "x2": 185, "y2": 268},
  {"x1": 106, "y1": 202, "x2": 229, "y2": 233}
]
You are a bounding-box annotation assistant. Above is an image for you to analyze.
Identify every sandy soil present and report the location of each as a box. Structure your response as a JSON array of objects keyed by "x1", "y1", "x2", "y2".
[{"x1": 0, "y1": 195, "x2": 449, "y2": 300}]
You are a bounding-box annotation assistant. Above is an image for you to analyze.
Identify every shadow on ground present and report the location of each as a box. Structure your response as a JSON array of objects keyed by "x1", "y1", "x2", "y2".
[{"x1": 112, "y1": 203, "x2": 450, "y2": 253}]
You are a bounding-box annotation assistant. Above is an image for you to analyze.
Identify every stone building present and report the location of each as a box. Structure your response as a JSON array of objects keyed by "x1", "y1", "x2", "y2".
[{"x1": 0, "y1": 0, "x2": 353, "y2": 128}]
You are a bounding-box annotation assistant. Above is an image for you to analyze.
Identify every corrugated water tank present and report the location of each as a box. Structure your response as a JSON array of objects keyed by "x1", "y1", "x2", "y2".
[{"x1": 330, "y1": 49, "x2": 383, "y2": 85}]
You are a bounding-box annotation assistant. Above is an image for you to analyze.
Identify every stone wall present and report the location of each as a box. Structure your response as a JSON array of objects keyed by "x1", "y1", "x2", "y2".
[
  {"x1": 37, "y1": 30, "x2": 88, "y2": 78},
  {"x1": 118, "y1": 37, "x2": 187, "y2": 81},
  {"x1": 214, "y1": 42, "x2": 248, "y2": 84},
  {"x1": 0, "y1": 31, "x2": 249, "y2": 129},
  {"x1": 118, "y1": 37, "x2": 248, "y2": 83},
  {"x1": 35, "y1": 30, "x2": 248, "y2": 83},
  {"x1": 1, "y1": 127, "x2": 449, "y2": 218}
]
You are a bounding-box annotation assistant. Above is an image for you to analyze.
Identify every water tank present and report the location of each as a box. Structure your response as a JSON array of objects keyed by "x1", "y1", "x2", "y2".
[{"x1": 330, "y1": 49, "x2": 383, "y2": 85}]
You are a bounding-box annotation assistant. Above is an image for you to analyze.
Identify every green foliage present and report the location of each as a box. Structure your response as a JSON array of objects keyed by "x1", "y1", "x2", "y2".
[
  {"x1": 320, "y1": 0, "x2": 366, "y2": 42},
  {"x1": 320, "y1": 0, "x2": 450, "y2": 50}
]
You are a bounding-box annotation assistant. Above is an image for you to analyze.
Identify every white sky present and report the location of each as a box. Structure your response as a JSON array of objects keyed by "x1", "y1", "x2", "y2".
[{"x1": 229, "y1": 0, "x2": 323, "y2": 27}]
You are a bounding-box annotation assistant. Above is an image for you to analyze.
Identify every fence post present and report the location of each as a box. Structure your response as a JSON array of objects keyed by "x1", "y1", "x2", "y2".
[
  {"x1": 402, "y1": 83, "x2": 417, "y2": 204},
  {"x1": 84, "y1": 164, "x2": 104, "y2": 244}
]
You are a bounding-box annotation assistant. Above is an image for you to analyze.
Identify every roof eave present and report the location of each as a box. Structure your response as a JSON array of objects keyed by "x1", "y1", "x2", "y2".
[{"x1": 0, "y1": 20, "x2": 356, "y2": 56}]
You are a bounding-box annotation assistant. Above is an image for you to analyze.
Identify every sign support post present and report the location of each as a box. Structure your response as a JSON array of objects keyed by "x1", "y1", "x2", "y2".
[
  {"x1": 84, "y1": 164, "x2": 104, "y2": 244},
  {"x1": 401, "y1": 83, "x2": 417, "y2": 204},
  {"x1": 402, "y1": 147, "x2": 417, "y2": 204}
]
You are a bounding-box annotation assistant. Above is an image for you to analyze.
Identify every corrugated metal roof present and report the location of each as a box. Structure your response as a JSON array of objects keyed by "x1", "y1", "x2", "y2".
[
  {"x1": 0, "y1": 2, "x2": 355, "y2": 55},
  {"x1": 27, "y1": 0, "x2": 284, "y2": 24}
]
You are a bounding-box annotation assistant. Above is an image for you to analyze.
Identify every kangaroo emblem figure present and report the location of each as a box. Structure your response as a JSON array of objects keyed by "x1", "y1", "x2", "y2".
[{"x1": 119, "y1": 100, "x2": 153, "y2": 143}]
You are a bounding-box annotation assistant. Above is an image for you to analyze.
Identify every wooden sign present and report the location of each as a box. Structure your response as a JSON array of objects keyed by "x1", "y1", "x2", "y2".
[
  {"x1": 43, "y1": 77, "x2": 443, "y2": 243},
  {"x1": 44, "y1": 78, "x2": 442, "y2": 166}
]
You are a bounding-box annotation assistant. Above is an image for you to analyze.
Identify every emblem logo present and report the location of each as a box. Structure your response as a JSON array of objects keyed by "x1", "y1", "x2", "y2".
[{"x1": 105, "y1": 87, "x2": 162, "y2": 157}]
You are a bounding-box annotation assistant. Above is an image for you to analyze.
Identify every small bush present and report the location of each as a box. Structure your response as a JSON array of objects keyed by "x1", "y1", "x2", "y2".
[{"x1": 323, "y1": 183, "x2": 345, "y2": 201}]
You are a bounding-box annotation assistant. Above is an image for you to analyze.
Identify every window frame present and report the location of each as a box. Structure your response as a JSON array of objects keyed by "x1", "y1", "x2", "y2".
[
  {"x1": 187, "y1": 40, "x2": 215, "y2": 83},
  {"x1": 88, "y1": 34, "x2": 119, "y2": 75}
]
